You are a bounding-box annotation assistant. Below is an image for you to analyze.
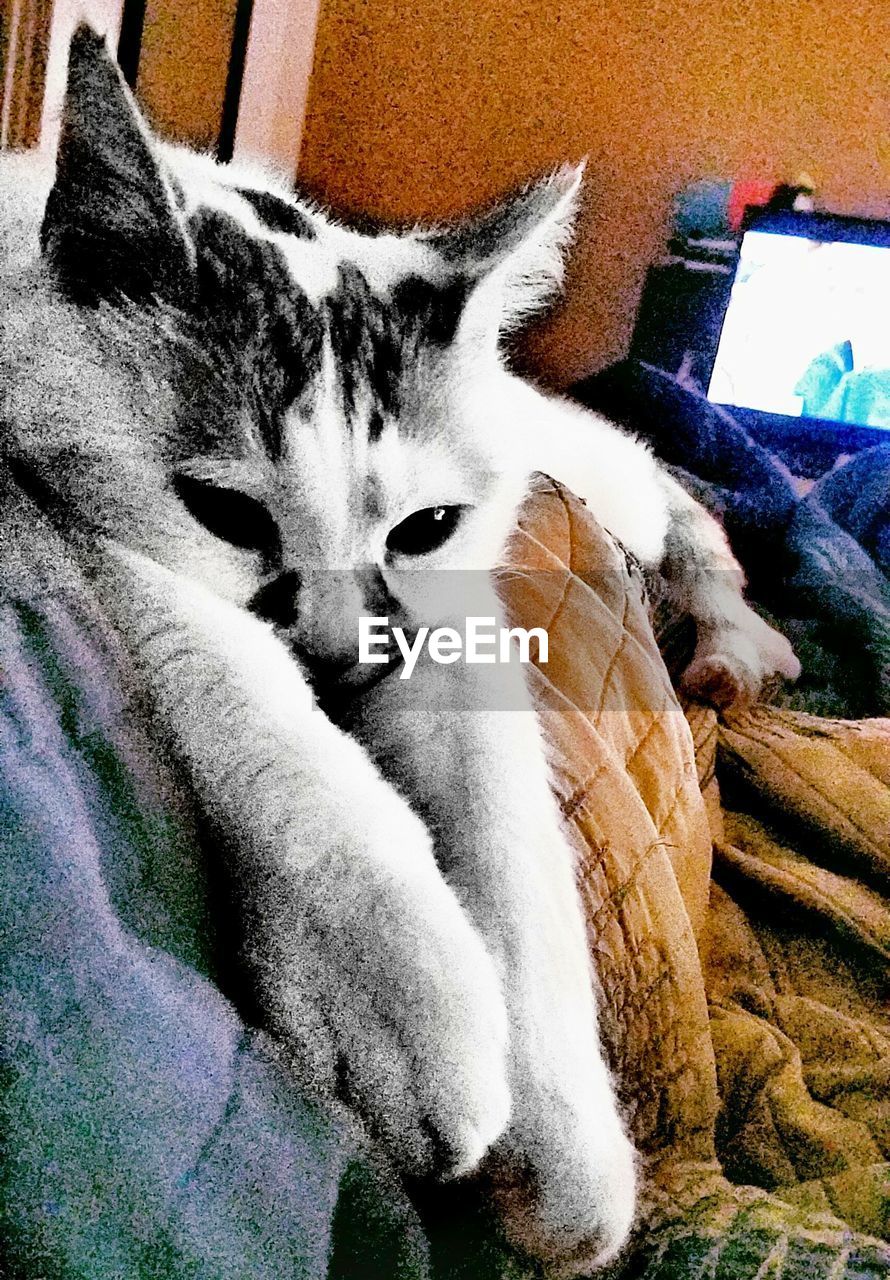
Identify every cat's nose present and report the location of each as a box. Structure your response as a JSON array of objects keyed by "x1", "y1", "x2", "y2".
[
  {"x1": 283, "y1": 568, "x2": 368, "y2": 669},
  {"x1": 249, "y1": 567, "x2": 399, "y2": 684}
]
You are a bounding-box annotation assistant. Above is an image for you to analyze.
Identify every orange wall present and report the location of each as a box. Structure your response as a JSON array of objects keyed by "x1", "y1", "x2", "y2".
[
  {"x1": 299, "y1": 0, "x2": 890, "y2": 386},
  {"x1": 137, "y1": 0, "x2": 238, "y2": 150}
]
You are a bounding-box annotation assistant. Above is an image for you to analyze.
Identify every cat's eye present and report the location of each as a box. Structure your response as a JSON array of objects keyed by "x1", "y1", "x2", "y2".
[
  {"x1": 172, "y1": 474, "x2": 281, "y2": 562},
  {"x1": 385, "y1": 505, "x2": 465, "y2": 557}
]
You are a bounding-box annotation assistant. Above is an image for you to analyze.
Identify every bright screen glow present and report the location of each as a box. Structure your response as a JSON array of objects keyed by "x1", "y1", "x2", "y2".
[{"x1": 707, "y1": 230, "x2": 890, "y2": 429}]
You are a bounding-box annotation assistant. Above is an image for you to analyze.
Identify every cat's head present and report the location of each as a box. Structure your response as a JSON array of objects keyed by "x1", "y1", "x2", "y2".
[{"x1": 37, "y1": 26, "x2": 583, "y2": 680}]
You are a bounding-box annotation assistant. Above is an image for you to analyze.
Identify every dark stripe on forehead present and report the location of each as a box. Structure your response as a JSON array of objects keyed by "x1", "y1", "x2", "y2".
[
  {"x1": 367, "y1": 406, "x2": 385, "y2": 443},
  {"x1": 324, "y1": 265, "x2": 470, "y2": 435},
  {"x1": 391, "y1": 275, "x2": 469, "y2": 346},
  {"x1": 325, "y1": 263, "x2": 396, "y2": 420},
  {"x1": 235, "y1": 187, "x2": 317, "y2": 240},
  {"x1": 186, "y1": 205, "x2": 324, "y2": 459}
]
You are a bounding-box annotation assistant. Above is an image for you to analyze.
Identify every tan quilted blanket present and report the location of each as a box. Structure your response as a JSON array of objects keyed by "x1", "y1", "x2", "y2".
[{"x1": 502, "y1": 478, "x2": 890, "y2": 1278}]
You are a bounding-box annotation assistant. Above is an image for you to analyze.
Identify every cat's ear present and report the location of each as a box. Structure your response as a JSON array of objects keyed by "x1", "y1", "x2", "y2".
[
  {"x1": 424, "y1": 163, "x2": 584, "y2": 335},
  {"x1": 41, "y1": 24, "x2": 194, "y2": 305}
]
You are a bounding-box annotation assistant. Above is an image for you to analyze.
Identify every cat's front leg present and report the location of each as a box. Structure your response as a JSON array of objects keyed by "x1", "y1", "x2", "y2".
[
  {"x1": 342, "y1": 623, "x2": 636, "y2": 1274},
  {"x1": 90, "y1": 544, "x2": 512, "y2": 1180},
  {"x1": 654, "y1": 470, "x2": 801, "y2": 705},
  {"x1": 512, "y1": 377, "x2": 800, "y2": 705}
]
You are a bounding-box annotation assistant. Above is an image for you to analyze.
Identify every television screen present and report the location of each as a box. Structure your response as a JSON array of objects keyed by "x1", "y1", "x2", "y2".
[{"x1": 707, "y1": 217, "x2": 890, "y2": 431}]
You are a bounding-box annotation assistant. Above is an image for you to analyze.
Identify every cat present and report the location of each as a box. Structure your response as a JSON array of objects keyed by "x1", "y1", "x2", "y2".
[{"x1": 0, "y1": 25, "x2": 798, "y2": 1275}]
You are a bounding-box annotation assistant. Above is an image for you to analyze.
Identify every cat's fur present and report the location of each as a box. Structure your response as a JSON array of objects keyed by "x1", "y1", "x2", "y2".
[{"x1": 0, "y1": 27, "x2": 798, "y2": 1275}]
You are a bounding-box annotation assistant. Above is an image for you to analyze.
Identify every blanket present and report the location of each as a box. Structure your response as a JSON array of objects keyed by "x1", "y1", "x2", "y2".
[
  {"x1": 569, "y1": 360, "x2": 890, "y2": 720},
  {"x1": 0, "y1": 577, "x2": 427, "y2": 1279},
  {"x1": 502, "y1": 480, "x2": 890, "y2": 1280},
  {"x1": 2, "y1": 478, "x2": 888, "y2": 1278}
]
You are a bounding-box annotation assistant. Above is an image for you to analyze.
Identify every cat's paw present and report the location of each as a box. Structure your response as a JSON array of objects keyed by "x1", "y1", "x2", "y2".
[
  {"x1": 681, "y1": 608, "x2": 801, "y2": 707},
  {"x1": 480, "y1": 917, "x2": 636, "y2": 1269},
  {"x1": 254, "y1": 795, "x2": 512, "y2": 1182},
  {"x1": 334, "y1": 895, "x2": 514, "y2": 1182},
  {"x1": 487, "y1": 1087, "x2": 636, "y2": 1274}
]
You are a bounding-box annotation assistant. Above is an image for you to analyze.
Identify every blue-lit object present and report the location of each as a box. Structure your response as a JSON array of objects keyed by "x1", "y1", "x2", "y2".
[{"x1": 673, "y1": 179, "x2": 735, "y2": 242}]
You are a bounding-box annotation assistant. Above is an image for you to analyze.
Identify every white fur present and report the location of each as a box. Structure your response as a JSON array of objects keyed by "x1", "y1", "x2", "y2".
[
  {"x1": 94, "y1": 543, "x2": 513, "y2": 1178},
  {"x1": 0, "y1": 137, "x2": 638, "y2": 1271}
]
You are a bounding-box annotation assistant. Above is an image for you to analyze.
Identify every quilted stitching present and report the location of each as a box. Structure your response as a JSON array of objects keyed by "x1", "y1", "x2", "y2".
[{"x1": 504, "y1": 479, "x2": 890, "y2": 1275}]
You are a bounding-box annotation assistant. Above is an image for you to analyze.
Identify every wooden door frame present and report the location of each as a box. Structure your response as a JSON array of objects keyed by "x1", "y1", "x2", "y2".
[
  {"x1": 232, "y1": 0, "x2": 322, "y2": 175},
  {"x1": 2, "y1": 0, "x2": 321, "y2": 175},
  {"x1": 1, "y1": 0, "x2": 54, "y2": 150}
]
